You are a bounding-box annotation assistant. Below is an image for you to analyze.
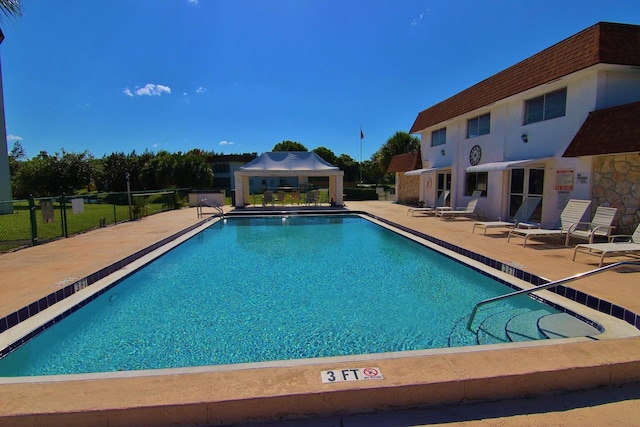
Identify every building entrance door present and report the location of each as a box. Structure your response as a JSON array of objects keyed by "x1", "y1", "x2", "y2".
[
  {"x1": 437, "y1": 172, "x2": 451, "y2": 206},
  {"x1": 509, "y1": 168, "x2": 544, "y2": 222}
]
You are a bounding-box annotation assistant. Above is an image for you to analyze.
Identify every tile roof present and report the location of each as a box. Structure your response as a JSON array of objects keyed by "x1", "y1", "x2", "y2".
[
  {"x1": 563, "y1": 101, "x2": 640, "y2": 157},
  {"x1": 410, "y1": 22, "x2": 640, "y2": 133},
  {"x1": 386, "y1": 151, "x2": 422, "y2": 173}
]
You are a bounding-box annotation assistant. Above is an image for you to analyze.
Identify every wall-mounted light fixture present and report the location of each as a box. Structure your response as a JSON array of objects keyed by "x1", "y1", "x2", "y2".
[
  {"x1": 521, "y1": 133, "x2": 528, "y2": 143},
  {"x1": 440, "y1": 149, "x2": 445, "y2": 156}
]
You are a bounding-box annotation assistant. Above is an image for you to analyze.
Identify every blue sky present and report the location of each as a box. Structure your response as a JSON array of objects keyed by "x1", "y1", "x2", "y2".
[{"x1": 2, "y1": 1, "x2": 640, "y2": 162}]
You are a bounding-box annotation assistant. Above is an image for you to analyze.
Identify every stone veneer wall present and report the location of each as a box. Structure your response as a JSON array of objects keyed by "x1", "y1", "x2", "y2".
[
  {"x1": 396, "y1": 173, "x2": 421, "y2": 205},
  {"x1": 592, "y1": 153, "x2": 640, "y2": 235}
]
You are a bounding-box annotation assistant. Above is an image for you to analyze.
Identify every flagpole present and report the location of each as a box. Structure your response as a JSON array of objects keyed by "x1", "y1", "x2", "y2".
[{"x1": 359, "y1": 127, "x2": 363, "y2": 183}]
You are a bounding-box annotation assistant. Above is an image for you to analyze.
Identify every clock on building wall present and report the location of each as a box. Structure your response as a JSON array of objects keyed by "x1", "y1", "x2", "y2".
[{"x1": 469, "y1": 145, "x2": 482, "y2": 166}]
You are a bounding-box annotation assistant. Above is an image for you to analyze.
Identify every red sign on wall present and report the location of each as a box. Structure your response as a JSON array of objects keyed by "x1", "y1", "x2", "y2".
[{"x1": 555, "y1": 170, "x2": 574, "y2": 191}]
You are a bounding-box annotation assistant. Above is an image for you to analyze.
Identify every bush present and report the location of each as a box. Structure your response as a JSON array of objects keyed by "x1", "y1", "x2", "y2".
[
  {"x1": 162, "y1": 192, "x2": 187, "y2": 210},
  {"x1": 343, "y1": 187, "x2": 378, "y2": 201},
  {"x1": 131, "y1": 196, "x2": 148, "y2": 220}
]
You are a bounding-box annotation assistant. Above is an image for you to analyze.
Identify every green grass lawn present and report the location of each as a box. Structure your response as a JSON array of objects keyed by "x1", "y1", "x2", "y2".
[{"x1": 0, "y1": 200, "x2": 165, "y2": 252}]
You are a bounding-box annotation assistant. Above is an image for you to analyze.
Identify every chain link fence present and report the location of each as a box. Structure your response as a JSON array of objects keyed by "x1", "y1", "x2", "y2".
[{"x1": 0, "y1": 189, "x2": 190, "y2": 253}]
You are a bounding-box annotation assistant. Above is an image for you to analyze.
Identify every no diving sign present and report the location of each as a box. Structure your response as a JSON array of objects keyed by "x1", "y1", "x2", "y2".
[{"x1": 321, "y1": 367, "x2": 384, "y2": 384}]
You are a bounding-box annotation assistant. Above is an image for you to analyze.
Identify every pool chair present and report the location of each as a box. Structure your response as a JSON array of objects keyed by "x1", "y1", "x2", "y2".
[
  {"x1": 472, "y1": 196, "x2": 541, "y2": 235},
  {"x1": 564, "y1": 206, "x2": 617, "y2": 246},
  {"x1": 573, "y1": 224, "x2": 640, "y2": 267},
  {"x1": 262, "y1": 190, "x2": 274, "y2": 206},
  {"x1": 435, "y1": 190, "x2": 481, "y2": 220},
  {"x1": 507, "y1": 199, "x2": 591, "y2": 247},
  {"x1": 305, "y1": 190, "x2": 317, "y2": 206},
  {"x1": 407, "y1": 190, "x2": 450, "y2": 216},
  {"x1": 291, "y1": 190, "x2": 300, "y2": 205},
  {"x1": 275, "y1": 190, "x2": 287, "y2": 206}
]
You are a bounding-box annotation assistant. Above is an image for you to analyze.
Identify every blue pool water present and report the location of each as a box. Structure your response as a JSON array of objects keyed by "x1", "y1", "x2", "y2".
[{"x1": 0, "y1": 215, "x2": 558, "y2": 376}]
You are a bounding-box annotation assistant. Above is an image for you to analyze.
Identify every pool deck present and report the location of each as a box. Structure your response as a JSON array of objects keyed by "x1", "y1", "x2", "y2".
[{"x1": 1, "y1": 201, "x2": 639, "y2": 426}]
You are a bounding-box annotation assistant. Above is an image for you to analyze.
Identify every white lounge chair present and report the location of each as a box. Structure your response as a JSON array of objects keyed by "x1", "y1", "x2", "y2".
[
  {"x1": 565, "y1": 206, "x2": 617, "y2": 246},
  {"x1": 507, "y1": 199, "x2": 591, "y2": 247},
  {"x1": 573, "y1": 224, "x2": 640, "y2": 266},
  {"x1": 435, "y1": 191, "x2": 481, "y2": 220},
  {"x1": 472, "y1": 196, "x2": 541, "y2": 235},
  {"x1": 407, "y1": 191, "x2": 450, "y2": 216}
]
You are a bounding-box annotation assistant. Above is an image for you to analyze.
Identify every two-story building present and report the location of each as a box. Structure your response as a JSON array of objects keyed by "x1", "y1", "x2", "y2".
[
  {"x1": 407, "y1": 22, "x2": 640, "y2": 234},
  {"x1": 208, "y1": 153, "x2": 258, "y2": 192}
]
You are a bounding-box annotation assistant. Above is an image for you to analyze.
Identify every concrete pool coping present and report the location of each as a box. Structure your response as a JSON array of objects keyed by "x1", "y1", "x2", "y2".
[{"x1": 1, "y1": 202, "x2": 640, "y2": 425}]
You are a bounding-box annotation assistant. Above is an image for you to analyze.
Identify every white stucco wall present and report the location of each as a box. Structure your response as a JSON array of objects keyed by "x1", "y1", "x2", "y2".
[{"x1": 599, "y1": 68, "x2": 640, "y2": 109}]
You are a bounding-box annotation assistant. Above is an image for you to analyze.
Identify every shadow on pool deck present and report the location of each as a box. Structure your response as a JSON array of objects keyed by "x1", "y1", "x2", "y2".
[
  {"x1": 0, "y1": 201, "x2": 639, "y2": 426},
  {"x1": 238, "y1": 381, "x2": 640, "y2": 426}
]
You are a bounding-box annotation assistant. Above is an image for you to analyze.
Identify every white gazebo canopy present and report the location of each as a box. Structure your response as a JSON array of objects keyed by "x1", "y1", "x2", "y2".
[{"x1": 233, "y1": 151, "x2": 344, "y2": 207}]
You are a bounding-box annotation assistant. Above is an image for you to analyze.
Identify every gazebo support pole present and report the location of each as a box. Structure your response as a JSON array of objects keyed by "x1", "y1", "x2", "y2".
[
  {"x1": 336, "y1": 173, "x2": 344, "y2": 206},
  {"x1": 242, "y1": 176, "x2": 250, "y2": 207}
]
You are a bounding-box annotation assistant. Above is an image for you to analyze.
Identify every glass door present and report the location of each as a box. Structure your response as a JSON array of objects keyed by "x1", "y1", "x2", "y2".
[
  {"x1": 437, "y1": 172, "x2": 452, "y2": 206},
  {"x1": 509, "y1": 168, "x2": 544, "y2": 222}
]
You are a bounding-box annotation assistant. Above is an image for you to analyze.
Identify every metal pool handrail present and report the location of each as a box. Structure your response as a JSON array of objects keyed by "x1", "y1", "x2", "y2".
[
  {"x1": 466, "y1": 261, "x2": 640, "y2": 331},
  {"x1": 197, "y1": 198, "x2": 224, "y2": 219}
]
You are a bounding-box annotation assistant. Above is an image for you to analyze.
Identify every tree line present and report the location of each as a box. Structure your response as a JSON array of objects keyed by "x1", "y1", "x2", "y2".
[
  {"x1": 8, "y1": 131, "x2": 420, "y2": 198},
  {"x1": 8, "y1": 146, "x2": 216, "y2": 198}
]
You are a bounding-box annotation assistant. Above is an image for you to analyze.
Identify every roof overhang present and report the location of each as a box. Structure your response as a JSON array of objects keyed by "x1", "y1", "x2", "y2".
[
  {"x1": 466, "y1": 158, "x2": 550, "y2": 173},
  {"x1": 235, "y1": 151, "x2": 342, "y2": 177},
  {"x1": 404, "y1": 166, "x2": 451, "y2": 176},
  {"x1": 563, "y1": 101, "x2": 640, "y2": 157}
]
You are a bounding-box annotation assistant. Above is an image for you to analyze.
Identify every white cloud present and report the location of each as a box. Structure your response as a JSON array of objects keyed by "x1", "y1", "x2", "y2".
[
  {"x1": 7, "y1": 134, "x2": 23, "y2": 143},
  {"x1": 196, "y1": 86, "x2": 207, "y2": 94},
  {"x1": 136, "y1": 83, "x2": 171, "y2": 96},
  {"x1": 124, "y1": 83, "x2": 172, "y2": 97},
  {"x1": 188, "y1": 0, "x2": 198, "y2": 4},
  {"x1": 411, "y1": 11, "x2": 425, "y2": 27},
  {"x1": 219, "y1": 140, "x2": 234, "y2": 146}
]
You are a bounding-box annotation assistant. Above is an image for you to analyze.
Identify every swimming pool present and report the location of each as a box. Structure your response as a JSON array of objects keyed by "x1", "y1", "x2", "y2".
[{"x1": 0, "y1": 215, "x2": 580, "y2": 376}]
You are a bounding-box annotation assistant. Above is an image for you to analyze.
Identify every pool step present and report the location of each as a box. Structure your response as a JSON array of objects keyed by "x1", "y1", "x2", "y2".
[
  {"x1": 537, "y1": 313, "x2": 602, "y2": 339},
  {"x1": 446, "y1": 316, "x2": 481, "y2": 348},
  {"x1": 477, "y1": 308, "x2": 530, "y2": 345},
  {"x1": 505, "y1": 310, "x2": 549, "y2": 342},
  {"x1": 447, "y1": 308, "x2": 600, "y2": 348},
  {"x1": 447, "y1": 307, "x2": 546, "y2": 347}
]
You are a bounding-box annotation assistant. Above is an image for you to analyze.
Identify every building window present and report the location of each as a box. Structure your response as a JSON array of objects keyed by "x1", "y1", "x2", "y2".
[
  {"x1": 213, "y1": 164, "x2": 230, "y2": 173},
  {"x1": 467, "y1": 113, "x2": 490, "y2": 138},
  {"x1": 431, "y1": 127, "x2": 446, "y2": 147},
  {"x1": 465, "y1": 172, "x2": 488, "y2": 197},
  {"x1": 524, "y1": 88, "x2": 567, "y2": 124}
]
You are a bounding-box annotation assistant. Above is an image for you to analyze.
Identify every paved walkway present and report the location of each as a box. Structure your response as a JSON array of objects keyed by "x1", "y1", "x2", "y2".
[
  {"x1": 0, "y1": 207, "x2": 207, "y2": 316},
  {"x1": 0, "y1": 201, "x2": 639, "y2": 426}
]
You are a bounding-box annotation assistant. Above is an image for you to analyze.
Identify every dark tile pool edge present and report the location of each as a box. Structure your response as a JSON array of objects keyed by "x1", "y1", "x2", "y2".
[
  {"x1": 0, "y1": 218, "x2": 214, "y2": 348},
  {"x1": 363, "y1": 212, "x2": 640, "y2": 334}
]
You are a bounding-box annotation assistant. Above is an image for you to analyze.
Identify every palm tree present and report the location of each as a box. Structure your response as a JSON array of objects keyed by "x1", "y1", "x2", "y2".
[
  {"x1": 0, "y1": 0, "x2": 22, "y2": 212},
  {"x1": 375, "y1": 131, "x2": 421, "y2": 175},
  {"x1": 0, "y1": 1, "x2": 21, "y2": 18}
]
